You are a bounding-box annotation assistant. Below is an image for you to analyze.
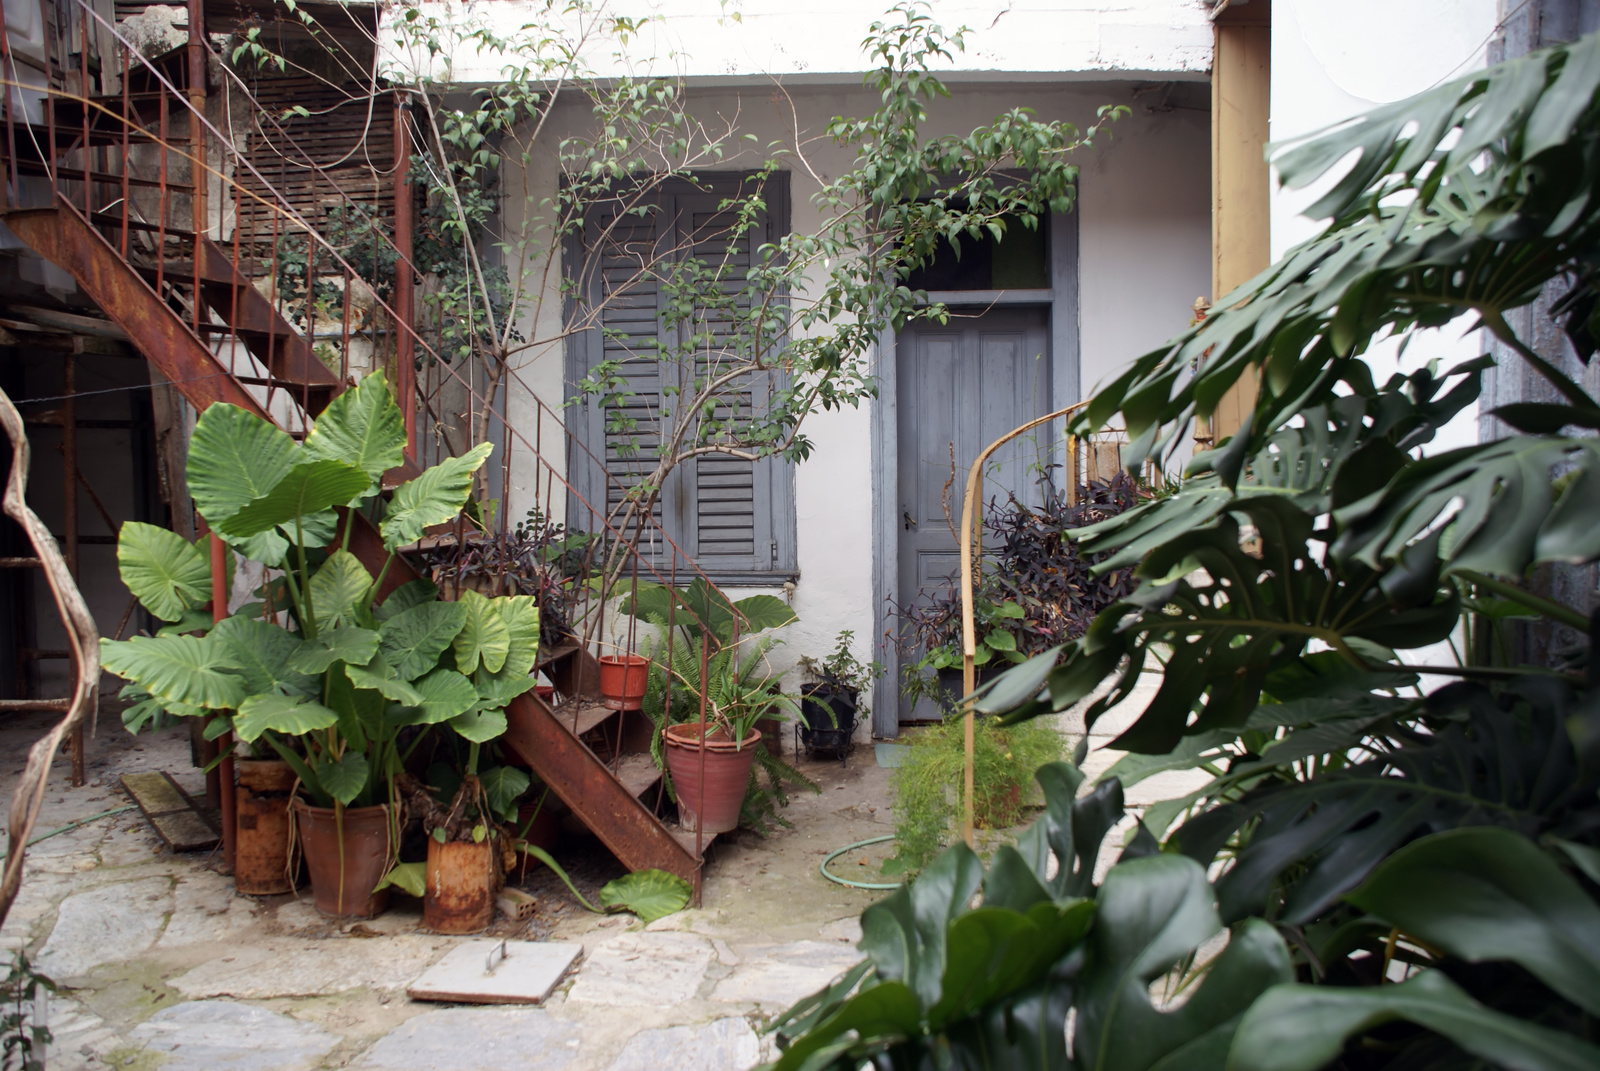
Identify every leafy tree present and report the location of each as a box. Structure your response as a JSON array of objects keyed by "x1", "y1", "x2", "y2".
[
  {"x1": 766, "y1": 29, "x2": 1600, "y2": 1071},
  {"x1": 239, "y1": 0, "x2": 1125, "y2": 628}
]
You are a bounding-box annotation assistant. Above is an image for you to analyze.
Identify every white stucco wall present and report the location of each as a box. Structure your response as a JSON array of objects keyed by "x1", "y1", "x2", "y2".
[
  {"x1": 493, "y1": 77, "x2": 1209, "y2": 702},
  {"x1": 383, "y1": 0, "x2": 1214, "y2": 85}
]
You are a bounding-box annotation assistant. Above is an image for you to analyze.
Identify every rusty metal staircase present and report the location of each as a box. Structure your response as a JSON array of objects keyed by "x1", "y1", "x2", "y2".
[{"x1": 0, "y1": 16, "x2": 708, "y2": 887}]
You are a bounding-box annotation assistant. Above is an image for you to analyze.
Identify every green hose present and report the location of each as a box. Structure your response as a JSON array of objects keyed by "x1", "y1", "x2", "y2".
[
  {"x1": 820, "y1": 834, "x2": 903, "y2": 891},
  {"x1": 0, "y1": 805, "x2": 138, "y2": 861}
]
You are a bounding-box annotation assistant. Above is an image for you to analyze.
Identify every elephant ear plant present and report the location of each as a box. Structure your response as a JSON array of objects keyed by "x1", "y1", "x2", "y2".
[{"x1": 101, "y1": 370, "x2": 537, "y2": 822}]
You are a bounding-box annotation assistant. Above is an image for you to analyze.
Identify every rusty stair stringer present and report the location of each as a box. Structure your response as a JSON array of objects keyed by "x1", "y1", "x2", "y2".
[{"x1": 4, "y1": 200, "x2": 706, "y2": 886}]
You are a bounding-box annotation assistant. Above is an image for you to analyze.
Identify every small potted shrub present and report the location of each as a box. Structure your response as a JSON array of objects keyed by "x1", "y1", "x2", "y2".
[
  {"x1": 103, "y1": 371, "x2": 539, "y2": 918},
  {"x1": 625, "y1": 579, "x2": 812, "y2": 834},
  {"x1": 796, "y1": 630, "x2": 883, "y2": 751}
]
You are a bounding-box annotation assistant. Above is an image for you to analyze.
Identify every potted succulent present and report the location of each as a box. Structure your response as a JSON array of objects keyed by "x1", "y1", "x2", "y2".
[
  {"x1": 623, "y1": 579, "x2": 804, "y2": 833},
  {"x1": 102, "y1": 371, "x2": 539, "y2": 917},
  {"x1": 796, "y1": 630, "x2": 883, "y2": 751}
]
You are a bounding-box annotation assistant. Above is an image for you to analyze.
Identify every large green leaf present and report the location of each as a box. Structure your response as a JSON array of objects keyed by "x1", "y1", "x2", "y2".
[
  {"x1": 316, "y1": 750, "x2": 372, "y2": 807},
  {"x1": 380, "y1": 442, "x2": 493, "y2": 549},
  {"x1": 186, "y1": 403, "x2": 300, "y2": 533},
  {"x1": 100, "y1": 635, "x2": 245, "y2": 711},
  {"x1": 288, "y1": 626, "x2": 380, "y2": 676},
  {"x1": 344, "y1": 656, "x2": 423, "y2": 705},
  {"x1": 375, "y1": 578, "x2": 439, "y2": 622},
  {"x1": 1174, "y1": 677, "x2": 1598, "y2": 925},
  {"x1": 448, "y1": 706, "x2": 507, "y2": 743},
  {"x1": 451, "y1": 589, "x2": 510, "y2": 675},
  {"x1": 1073, "y1": 856, "x2": 1293, "y2": 1071},
  {"x1": 219, "y1": 459, "x2": 371, "y2": 539},
  {"x1": 233, "y1": 693, "x2": 340, "y2": 742},
  {"x1": 1228, "y1": 971, "x2": 1600, "y2": 1071},
  {"x1": 304, "y1": 550, "x2": 374, "y2": 630},
  {"x1": 1346, "y1": 827, "x2": 1600, "y2": 1016},
  {"x1": 378, "y1": 600, "x2": 468, "y2": 681},
  {"x1": 623, "y1": 577, "x2": 797, "y2": 645},
  {"x1": 496, "y1": 595, "x2": 540, "y2": 678},
  {"x1": 116, "y1": 521, "x2": 211, "y2": 622},
  {"x1": 302, "y1": 369, "x2": 406, "y2": 495},
  {"x1": 208, "y1": 615, "x2": 314, "y2": 697},
  {"x1": 405, "y1": 668, "x2": 479, "y2": 724},
  {"x1": 478, "y1": 765, "x2": 530, "y2": 823},
  {"x1": 597, "y1": 869, "x2": 691, "y2": 924}
]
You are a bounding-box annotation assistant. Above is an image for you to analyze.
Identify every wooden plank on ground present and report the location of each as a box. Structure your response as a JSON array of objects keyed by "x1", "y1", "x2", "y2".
[{"x1": 120, "y1": 772, "x2": 220, "y2": 852}]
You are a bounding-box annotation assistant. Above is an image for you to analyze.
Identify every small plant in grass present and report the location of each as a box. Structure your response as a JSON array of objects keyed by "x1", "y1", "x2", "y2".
[{"x1": 883, "y1": 715, "x2": 1063, "y2": 877}]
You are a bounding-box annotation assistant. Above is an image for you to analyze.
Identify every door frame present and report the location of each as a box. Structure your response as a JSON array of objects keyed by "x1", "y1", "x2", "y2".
[{"x1": 869, "y1": 208, "x2": 1081, "y2": 738}]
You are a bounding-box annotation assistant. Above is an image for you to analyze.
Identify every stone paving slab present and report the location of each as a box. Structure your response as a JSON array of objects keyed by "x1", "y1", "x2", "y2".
[
  {"x1": 606, "y1": 1017, "x2": 760, "y2": 1071},
  {"x1": 566, "y1": 932, "x2": 715, "y2": 1007},
  {"x1": 127, "y1": 1000, "x2": 339, "y2": 1070},
  {"x1": 712, "y1": 940, "x2": 863, "y2": 1007},
  {"x1": 36, "y1": 877, "x2": 172, "y2": 979},
  {"x1": 159, "y1": 871, "x2": 260, "y2": 948},
  {"x1": 352, "y1": 1007, "x2": 583, "y2": 1070},
  {"x1": 170, "y1": 934, "x2": 449, "y2": 998}
]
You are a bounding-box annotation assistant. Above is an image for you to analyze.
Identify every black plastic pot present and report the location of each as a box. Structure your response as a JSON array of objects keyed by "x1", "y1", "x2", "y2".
[{"x1": 799, "y1": 684, "x2": 858, "y2": 758}]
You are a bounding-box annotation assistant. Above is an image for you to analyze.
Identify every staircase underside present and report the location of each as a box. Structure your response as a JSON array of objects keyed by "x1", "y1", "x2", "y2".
[{"x1": 4, "y1": 198, "x2": 705, "y2": 886}]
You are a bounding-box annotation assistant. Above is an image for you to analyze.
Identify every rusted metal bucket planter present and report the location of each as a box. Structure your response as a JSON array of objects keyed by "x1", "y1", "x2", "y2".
[
  {"x1": 424, "y1": 836, "x2": 500, "y2": 934},
  {"x1": 292, "y1": 800, "x2": 394, "y2": 918},
  {"x1": 235, "y1": 759, "x2": 297, "y2": 895},
  {"x1": 598, "y1": 654, "x2": 649, "y2": 710},
  {"x1": 663, "y1": 722, "x2": 761, "y2": 834}
]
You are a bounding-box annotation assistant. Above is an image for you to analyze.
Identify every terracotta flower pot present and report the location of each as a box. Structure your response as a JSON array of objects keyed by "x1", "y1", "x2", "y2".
[
  {"x1": 235, "y1": 759, "x2": 297, "y2": 895},
  {"x1": 423, "y1": 835, "x2": 499, "y2": 935},
  {"x1": 292, "y1": 800, "x2": 394, "y2": 918},
  {"x1": 663, "y1": 722, "x2": 761, "y2": 834},
  {"x1": 598, "y1": 654, "x2": 649, "y2": 710}
]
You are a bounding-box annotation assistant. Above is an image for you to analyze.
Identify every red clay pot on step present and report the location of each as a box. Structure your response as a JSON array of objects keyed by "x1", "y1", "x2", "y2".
[
  {"x1": 663, "y1": 722, "x2": 761, "y2": 834},
  {"x1": 292, "y1": 800, "x2": 394, "y2": 918},
  {"x1": 598, "y1": 654, "x2": 649, "y2": 710}
]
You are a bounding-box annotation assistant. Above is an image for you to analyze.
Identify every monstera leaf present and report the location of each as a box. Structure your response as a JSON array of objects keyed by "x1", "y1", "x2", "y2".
[
  {"x1": 302, "y1": 369, "x2": 406, "y2": 495},
  {"x1": 981, "y1": 498, "x2": 1457, "y2": 755},
  {"x1": 380, "y1": 441, "x2": 492, "y2": 549},
  {"x1": 219, "y1": 459, "x2": 370, "y2": 539},
  {"x1": 100, "y1": 634, "x2": 245, "y2": 711},
  {"x1": 116, "y1": 521, "x2": 212, "y2": 623},
  {"x1": 1347, "y1": 828, "x2": 1600, "y2": 1017},
  {"x1": 1172, "y1": 678, "x2": 1598, "y2": 926},
  {"x1": 1229, "y1": 971, "x2": 1600, "y2": 1071}
]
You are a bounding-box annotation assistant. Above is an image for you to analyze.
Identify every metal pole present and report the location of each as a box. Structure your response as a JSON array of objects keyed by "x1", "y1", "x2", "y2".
[
  {"x1": 393, "y1": 94, "x2": 415, "y2": 461},
  {"x1": 210, "y1": 530, "x2": 235, "y2": 870},
  {"x1": 958, "y1": 400, "x2": 1091, "y2": 848}
]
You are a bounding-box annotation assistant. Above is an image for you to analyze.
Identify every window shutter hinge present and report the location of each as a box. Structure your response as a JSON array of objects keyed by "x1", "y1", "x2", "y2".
[{"x1": 770, "y1": 540, "x2": 778, "y2": 567}]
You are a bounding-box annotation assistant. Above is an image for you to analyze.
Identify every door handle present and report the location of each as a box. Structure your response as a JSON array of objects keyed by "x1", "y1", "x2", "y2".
[{"x1": 902, "y1": 509, "x2": 916, "y2": 531}]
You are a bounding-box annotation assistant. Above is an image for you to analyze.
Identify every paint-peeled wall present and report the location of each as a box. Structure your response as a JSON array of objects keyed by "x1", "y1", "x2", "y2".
[{"x1": 495, "y1": 77, "x2": 1210, "y2": 701}]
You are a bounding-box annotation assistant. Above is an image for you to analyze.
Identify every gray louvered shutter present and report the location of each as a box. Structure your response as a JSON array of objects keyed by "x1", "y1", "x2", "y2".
[{"x1": 568, "y1": 176, "x2": 795, "y2": 582}]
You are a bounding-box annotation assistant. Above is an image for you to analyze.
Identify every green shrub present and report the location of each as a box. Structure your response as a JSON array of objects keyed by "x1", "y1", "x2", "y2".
[{"x1": 885, "y1": 715, "x2": 1063, "y2": 876}]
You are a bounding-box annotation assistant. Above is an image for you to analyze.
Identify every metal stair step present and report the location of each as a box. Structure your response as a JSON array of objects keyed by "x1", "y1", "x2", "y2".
[{"x1": 613, "y1": 753, "x2": 661, "y2": 799}]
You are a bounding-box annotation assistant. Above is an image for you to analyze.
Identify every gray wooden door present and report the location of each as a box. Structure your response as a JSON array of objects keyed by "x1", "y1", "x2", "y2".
[{"x1": 896, "y1": 308, "x2": 1051, "y2": 721}]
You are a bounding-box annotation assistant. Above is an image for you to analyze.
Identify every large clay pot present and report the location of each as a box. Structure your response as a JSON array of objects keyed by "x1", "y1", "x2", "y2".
[
  {"x1": 423, "y1": 836, "x2": 499, "y2": 934},
  {"x1": 235, "y1": 759, "x2": 297, "y2": 895},
  {"x1": 663, "y1": 722, "x2": 761, "y2": 834},
  {"x1": 292, "y1": 800, "x2": 394, "y2": 918},
  {"x1": 598, "y1": 654, "x2": 649, "y2": 710}
]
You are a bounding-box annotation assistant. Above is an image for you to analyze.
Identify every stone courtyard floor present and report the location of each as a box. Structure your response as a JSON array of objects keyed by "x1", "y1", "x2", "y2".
[{"x1": 0, "y1": 671, "x2": 1182, "y2": 1071}]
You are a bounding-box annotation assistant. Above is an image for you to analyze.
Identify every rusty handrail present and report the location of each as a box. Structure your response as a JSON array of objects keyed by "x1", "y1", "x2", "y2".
[{"x1": 955, "y1": 400, "x2": 1090, "y2": 847}]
